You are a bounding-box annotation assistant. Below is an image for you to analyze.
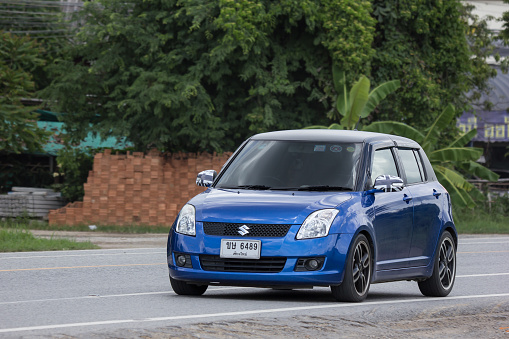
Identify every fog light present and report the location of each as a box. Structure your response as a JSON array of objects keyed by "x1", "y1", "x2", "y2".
[
  {"x1": 176, "y1": 255, "x2": 187, "y2": 267},
  {"x1": 174, "y1": 253, "x2": 192, "y2": 268},
  {"x1": 305, "y1": 259, "x2": 320, "y2": 271},
  {"x1": 295, "y1": 257, "x2": 325, "y2": 271}
]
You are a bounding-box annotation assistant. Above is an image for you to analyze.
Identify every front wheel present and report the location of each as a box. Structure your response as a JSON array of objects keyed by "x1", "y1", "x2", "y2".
[
  {"x1": 331, "y1": 234, "x2": 372, "y2": 302},
  {"x1": 418, "y1": 231, "x2": 456, "y2": 297},
  {"x1": 170, "y1": 276, "x2": 208, "y2": 296}
]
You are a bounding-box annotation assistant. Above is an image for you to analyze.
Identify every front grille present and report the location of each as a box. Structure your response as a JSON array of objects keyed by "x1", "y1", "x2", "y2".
[
  {"x1": 200, "y1": 255, "x2": 286, "y2": 273},
  {"x1": 202, "y1": 222, "x2": 291, "y2": 237}
]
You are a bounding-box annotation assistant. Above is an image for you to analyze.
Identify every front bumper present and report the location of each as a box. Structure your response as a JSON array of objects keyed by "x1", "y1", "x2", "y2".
[{"x1": 167, "y1": 223, "x2": 352, "y2": 287}]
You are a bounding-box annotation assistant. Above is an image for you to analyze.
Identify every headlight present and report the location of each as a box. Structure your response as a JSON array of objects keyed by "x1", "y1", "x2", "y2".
[
  {"x1": 296, "y1": 209, "x2": 339, "y2": 240},
  {"x1": 175, "y1": 204, "x2": 196, "y2": 236}
]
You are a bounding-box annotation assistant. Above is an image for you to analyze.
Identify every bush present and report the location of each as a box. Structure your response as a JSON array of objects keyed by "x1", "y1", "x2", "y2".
[{"x1": 53, "y1": 148, "x2": 94, "y2": 202}]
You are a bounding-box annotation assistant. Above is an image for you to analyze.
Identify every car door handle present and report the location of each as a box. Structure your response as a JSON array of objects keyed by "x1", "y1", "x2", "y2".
[
  {"x1": 403, "y1": 194, "x2": 413, "y2": 203},
  {"x1": 433, "y1": 189, "x2": 441, "y2": 198}
]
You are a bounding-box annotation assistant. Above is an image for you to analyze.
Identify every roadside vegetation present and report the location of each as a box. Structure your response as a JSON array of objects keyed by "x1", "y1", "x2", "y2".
[
  {"x1": 0, "y1": 221, "x2": 99, "y2": 252},
  {"x1": 1, "y1": 217, "x2": 169, "y2": 234},
  {"x1": 454, "y1": 195, "x2": 509, "y2": 234}
]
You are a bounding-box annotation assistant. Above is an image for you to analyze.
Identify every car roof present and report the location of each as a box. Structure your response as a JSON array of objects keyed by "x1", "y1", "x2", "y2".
[{"x1": 250, "y1": 129, "x2": 420, "y2": 148}]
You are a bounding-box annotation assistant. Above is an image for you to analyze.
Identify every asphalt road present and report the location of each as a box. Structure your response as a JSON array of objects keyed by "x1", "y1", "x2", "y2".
[{"x1": 0, "y1": 234, "x2": 508, "y2": 338}]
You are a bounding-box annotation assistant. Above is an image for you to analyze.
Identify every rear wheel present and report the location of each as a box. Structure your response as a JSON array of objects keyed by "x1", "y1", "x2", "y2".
[
  {"x1": 418, "y1": 231, "x2": 456, "y2": 297},
  {"x1": 170, "y1": 276, "x2": 208, "y2": 296},
  {"x1": 331, "y1": 234, "x2": 372, "y2": 302}
]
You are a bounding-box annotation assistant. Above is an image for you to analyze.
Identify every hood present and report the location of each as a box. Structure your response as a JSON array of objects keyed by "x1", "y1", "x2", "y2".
[{"x1": 190, "y1": 188, "x2": 352, "y2": 224}]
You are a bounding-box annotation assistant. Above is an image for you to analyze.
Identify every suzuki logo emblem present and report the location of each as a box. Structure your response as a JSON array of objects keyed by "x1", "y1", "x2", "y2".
[{"x1": 238, "y1": 225, "x2": 250, "y2": 236}]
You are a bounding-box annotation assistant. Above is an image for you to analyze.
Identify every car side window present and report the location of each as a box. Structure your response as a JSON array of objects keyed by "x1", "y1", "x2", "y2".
[
  {"x1": 414, "y1": 149, "x2": 427, "y2": 181},
  {"x1": 371, "y1": 148, "x2": 398, "y2": 184},
  {"x1": 398, "y1": 148, "x2": 423, "y2": 184}
]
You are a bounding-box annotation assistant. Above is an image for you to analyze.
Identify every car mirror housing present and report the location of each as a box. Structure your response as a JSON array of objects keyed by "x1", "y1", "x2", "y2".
[
  {"x1": 373, "y1": 175, "x2": 404, "y2": 192},
  {"x1": 196, "y1": 170, "x2": 217, "y2": 187}
]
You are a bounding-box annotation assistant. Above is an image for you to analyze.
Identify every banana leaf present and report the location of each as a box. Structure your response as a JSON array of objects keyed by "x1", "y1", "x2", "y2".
[
  {"x1": 341, "y1": 76, "x2": 369, "y2": 130},
  {"x1": 447, "y1": 128, "x2": 477, "y2": 148},
  {"x1": 333, "y1": 64, "x2": 349, "y2": 118},
  {"x1": 433, "y1": 165, "x2": 475, "y2": 191},
  {"x1": 361, "y1": 80, "x2": 400, "y2": 118},
  {"x1": 459, "y1": 161, "x2": 500, "y2": 181},
  {"x1": 327, "y1": 123, "x2": 343, "y2": 130},
  {"x1": 363, "y1": 121, "x2": 425, "y2": 142},
  {"x1": 303, "y1": 123, "x2": 344, "y2": 130},
  {"x1": 434, "y1": 167, "x2": 475, "y2": 207},
  {"x1": 422, "y1": 104, "x2": 455, "y2": 148},
  {"x1": 428, "y1": 147, "x2": 483, "y2": 162},
  {"x1": 303, "y1": 125, "x2": 330, "y2": 129}
]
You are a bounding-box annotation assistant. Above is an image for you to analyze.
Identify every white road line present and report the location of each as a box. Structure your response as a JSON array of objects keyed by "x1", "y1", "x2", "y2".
[
  {"x1": 0, "y1": 287, "x2": 246, "y2": 305},
  {"x1": 457, "y1": 272, "x2": 509, "y2": 278},
  {"x1": 0, "y1": 251, "x2": 166, "y2": 260},
  {"x1": 1, "y1": 273, "x2": 507, "y2": 306},
  {"x1": 459, "y1": 237, "x2": 509, "y2": 241},
  {"x1": 459, "y1": 241, "x2": 509, "y2": 245},
  {"x1": 1, "y1": 292, "x2": 509, "y2": 334}
]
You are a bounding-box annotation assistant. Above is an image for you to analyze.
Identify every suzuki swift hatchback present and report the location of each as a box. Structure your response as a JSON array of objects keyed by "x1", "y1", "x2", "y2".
[{"x1": 167, "y1": 130, "x2": 457, "y2": 302}]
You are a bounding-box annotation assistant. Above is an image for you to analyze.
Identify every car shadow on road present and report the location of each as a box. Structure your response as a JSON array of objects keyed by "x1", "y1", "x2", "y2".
[{"x1": 166, "y1": 287, "x2": 424, "y2": 303}]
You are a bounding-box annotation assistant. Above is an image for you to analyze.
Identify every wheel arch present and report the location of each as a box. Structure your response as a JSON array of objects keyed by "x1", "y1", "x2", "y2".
[
  {"x1": 443, "y1": 221, "x2": 458, "y2": 249},
  {"x1": 352, "y1": 226, "x2": 376, "y2": 275}
]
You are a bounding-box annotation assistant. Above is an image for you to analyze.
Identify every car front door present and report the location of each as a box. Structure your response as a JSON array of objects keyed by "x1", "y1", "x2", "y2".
[{"x1": 370, "y1": 147, "x2": 414, "y2": 271}]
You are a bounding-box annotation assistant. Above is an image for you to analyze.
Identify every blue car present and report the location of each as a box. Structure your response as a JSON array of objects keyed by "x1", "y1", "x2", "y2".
[{"x1": 167, "y1": 130, "x2": 457, "y2": 302}]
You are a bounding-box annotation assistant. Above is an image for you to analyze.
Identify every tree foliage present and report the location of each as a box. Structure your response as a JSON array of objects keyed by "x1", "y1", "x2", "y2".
[
  {"x1": 369, "y1": 0, "x2": 497, "y2": 129},
  {"x1": 0, "y1": 0, "x2": 72, "y2": 90},
  {"x1": 41, "y1": 0, "x2": 498, "y2": 153},
  {"x1": 0, "y1": 32, "x2": 49, "y2": 153},
  {"x1": 43, "y1": 0, "x2": 376, "y2": 152}
]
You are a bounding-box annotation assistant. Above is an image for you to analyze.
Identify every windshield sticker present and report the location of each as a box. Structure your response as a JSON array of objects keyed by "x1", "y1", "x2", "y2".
[
  {"x1": 314, "y1": 145, "x2": 326, "y2": 152},
  {"x1": 330, "y1": 145, "x2": 342, "y2": 152},
  {"x1": 347, "y1": 146, "x2": 355, "y2": 152}
]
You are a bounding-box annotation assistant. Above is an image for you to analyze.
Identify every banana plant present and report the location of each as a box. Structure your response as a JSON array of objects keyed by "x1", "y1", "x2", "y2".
[
  {"x1": 364, "y1": 104, "x2": 499, "y2": 207},
  {"x1": 306, "y1": 64, "x2": 400, "y2": 130}
]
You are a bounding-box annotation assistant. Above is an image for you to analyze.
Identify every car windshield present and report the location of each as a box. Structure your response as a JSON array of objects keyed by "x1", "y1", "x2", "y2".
[{"x1": 215, "y1": 140, "x2": 362, "y2": 191}]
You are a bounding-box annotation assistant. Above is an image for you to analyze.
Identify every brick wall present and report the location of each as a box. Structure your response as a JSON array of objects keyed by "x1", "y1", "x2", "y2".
[{"x1": 48, "y1": 149, "x2": 231, "y2": 226}]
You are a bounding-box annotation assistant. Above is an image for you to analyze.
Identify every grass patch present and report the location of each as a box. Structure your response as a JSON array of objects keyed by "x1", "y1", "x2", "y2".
[
  {"x1": 0, "y1": 227, "x2": 99, "y2": 252},
  {"x1": 454, "y1": 194, "x2": 509, "y2": 234},
  {"x1": 454, "y1": 209, "x2": 509, "y2": 234},
  {"x1": 1, "y1": 218, "x2": 170, "y2": 234}
]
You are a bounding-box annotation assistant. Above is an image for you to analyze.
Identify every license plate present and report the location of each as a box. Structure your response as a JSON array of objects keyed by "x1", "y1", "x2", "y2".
[{"x1": 220, "y1": 239, "x2": 261, "y2": 259}]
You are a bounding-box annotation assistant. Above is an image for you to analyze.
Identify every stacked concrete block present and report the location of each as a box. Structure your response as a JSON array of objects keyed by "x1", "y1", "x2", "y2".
[{"x1": 49, "y1": 150, "x2": 231, "y2": 226}]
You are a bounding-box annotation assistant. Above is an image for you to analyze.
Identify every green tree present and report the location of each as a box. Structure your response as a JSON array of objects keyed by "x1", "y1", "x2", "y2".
[
  {"x1": 42, "y1": 0, "x2": 376, "y2": 152},
  {"x1": 0, "y1": 0, "x2": 73, "y2": 90},
  {"x1": 364, "y1": 104, "x2": 499, "y2": 207},
  {"x1": 369, "y1": 0, "x2": 497, "y2": 129},
  {"x1": 0, "y1": 32, "x2": 49, "y2": 153}
]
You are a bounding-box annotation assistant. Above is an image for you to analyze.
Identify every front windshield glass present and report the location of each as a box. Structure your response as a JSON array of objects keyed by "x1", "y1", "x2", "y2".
[{"x1": 215, "y1": 140, "x2": 362, "y2": 191}]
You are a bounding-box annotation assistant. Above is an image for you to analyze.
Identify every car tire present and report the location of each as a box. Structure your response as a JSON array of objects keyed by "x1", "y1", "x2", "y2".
[
  {"x1": 331, "y1": 234, "x2": 372, "y2": 302},
  {"x1": 170, "y1": 276, "x2": 208, "y2": 296},
  {"x1": 418, "y1": 231, "x2": 456, "y2": 297}
]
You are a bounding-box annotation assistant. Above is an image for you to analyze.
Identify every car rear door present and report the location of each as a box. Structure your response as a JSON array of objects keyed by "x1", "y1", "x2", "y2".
[{"x1": 397, "y1": 148, "x2": 443, "y2": 268}]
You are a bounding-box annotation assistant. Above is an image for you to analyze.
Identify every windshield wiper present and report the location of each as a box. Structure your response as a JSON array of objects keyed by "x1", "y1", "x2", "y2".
[
  {"x1": 297, "y1": 185, "x2": 353, "y2": 191},
  {"x1": 224, "y1": 185, "x2": 272, "y2": 190}
]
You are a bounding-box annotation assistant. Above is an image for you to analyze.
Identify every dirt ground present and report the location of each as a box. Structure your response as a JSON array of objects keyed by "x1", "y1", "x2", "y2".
[
  {"x1": 75, "y1": 303, "x2": 509, "y2": 338},
  {"x1": 30, "y1": 230, "x2": 168, "y2": 249}
]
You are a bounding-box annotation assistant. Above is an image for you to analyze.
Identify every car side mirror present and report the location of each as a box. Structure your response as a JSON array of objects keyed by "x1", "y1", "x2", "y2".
[
  {"x1": 196, "y1": 170, "x2": 217, "y2": 187},
  {"x1": 373, "y1": 175, "x2": 404, "y2": 192}
]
